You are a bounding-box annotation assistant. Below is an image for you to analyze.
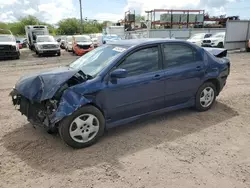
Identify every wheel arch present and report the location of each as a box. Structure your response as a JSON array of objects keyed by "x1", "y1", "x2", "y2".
[{"x1": 204, "y1": 78, "x2": 220, "y2": 95}]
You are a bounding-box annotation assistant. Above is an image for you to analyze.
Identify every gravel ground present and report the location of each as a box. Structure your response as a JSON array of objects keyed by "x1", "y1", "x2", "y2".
[{"x1": 0, "y1": 49, "x2": 250, "y2": 188}]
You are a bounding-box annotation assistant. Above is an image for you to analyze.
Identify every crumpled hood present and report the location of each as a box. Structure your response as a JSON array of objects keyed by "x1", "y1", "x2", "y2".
[
  {"x1": 0, "y1": 42, "x2": 16, "y2": 45},
  {"x1": 14, "y1": 67, "x2": 79, "y2": 102}
]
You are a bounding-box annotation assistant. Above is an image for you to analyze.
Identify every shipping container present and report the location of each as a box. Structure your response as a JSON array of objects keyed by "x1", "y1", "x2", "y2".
[
  {"x1": 160, "y1": 13, "x2": 171, "y2": 22},
  {"x1": 180, "y1": 14, "x2": 188, "y2": 23},
  {"x1": 188, "y1": 14, "x2": 196, "y2": 22},
  {"x1": 172, "y1": 14, "x2": 181, "y2": 23},
  {"x1": 196, "y1": 14, "x2": 204, "y2": 22}
]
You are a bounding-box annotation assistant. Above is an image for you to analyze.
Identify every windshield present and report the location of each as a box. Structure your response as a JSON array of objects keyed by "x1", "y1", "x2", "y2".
[
  {"x1": 69, "y1": 45, "x2": 127, "y2": 76},
  {"x1": 75, "y1": 35, "x2": 91, "y2": 42},
  {"x1": 0, "y1": 35, "x2": 15, "y2": 42},
  {"x1": 213, "y1": 33, "x2": 225, "y2": 38},
  {"x1": 36, "y1": 36, "x2": 55, "y2": 42}
]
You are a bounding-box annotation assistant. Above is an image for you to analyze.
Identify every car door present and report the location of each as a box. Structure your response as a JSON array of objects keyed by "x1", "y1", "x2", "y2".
[
  {"x1": 103, "y1": 45, "x2": 165, "y2": 122},
  {"x1": 162, "y1": 42, "x2": 205, "y2": 107}
]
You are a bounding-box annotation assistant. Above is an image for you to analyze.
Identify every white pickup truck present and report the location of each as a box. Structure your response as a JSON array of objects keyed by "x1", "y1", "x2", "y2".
[
  {"x1": 0, "y1": 33, "x2": 20, "y2": 59},
  {"x1": 34, "y1": 35, "x2": 60, "y2": 56}
]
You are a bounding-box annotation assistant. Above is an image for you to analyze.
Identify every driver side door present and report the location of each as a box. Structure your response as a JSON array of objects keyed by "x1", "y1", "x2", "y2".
[{"x1": 102, "y1": 45, "x2": 165, "y2": 123}]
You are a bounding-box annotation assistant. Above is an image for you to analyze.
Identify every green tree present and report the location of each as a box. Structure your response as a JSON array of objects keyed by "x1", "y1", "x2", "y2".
[{"x1": 57, "y1": 18, "x2": 80, "y2": 35}]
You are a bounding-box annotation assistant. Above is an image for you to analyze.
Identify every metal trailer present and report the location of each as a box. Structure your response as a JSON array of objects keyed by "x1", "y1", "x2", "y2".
[
  {"x1": 224, "y1": 20, "x2": 250, "y2": 51},
  {"x1": 25, "y1": 25, "x2": 49, "y2": 51}
]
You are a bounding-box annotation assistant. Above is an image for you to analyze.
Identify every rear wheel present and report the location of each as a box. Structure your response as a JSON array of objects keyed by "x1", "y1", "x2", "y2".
[
  {"x1": 195, "y1": 82, "x2": 216, "y2": 112},
  {"x1": 59, "y1": 105, "x2": 105, "y2": 149}
]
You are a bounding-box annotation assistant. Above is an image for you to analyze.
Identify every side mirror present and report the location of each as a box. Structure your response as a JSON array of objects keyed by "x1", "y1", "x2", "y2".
[{"x1": 110, "y1": 69, "x2": 127, "y2": 79}]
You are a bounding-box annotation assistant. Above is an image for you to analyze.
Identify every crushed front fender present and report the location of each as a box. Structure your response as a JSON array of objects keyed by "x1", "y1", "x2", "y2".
[{"x1": 50, "y1": 88, "x2": 92, "y2": 124}]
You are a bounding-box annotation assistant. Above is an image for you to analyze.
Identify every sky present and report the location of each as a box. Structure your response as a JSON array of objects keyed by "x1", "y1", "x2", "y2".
[{"x1": 0, "y1": 0, "x2": 250, "y2": 24}]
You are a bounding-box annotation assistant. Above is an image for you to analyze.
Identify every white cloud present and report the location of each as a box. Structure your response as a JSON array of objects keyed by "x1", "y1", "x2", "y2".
[
  {"x1": 23, "y1": 8, "x2": 36, "y2": 15},
  {"x1": 37, "y1": 1, "x2": 75, "y2": 23},
  {"x1": 0, "y1": 11, "x2": 16, "y2": 22},
  {"x1": 24, "y1": 0, "x2": 29, "y2": 5},
  {"x1": 93, "y1": 13, "x2": 124, "y2": 22}
]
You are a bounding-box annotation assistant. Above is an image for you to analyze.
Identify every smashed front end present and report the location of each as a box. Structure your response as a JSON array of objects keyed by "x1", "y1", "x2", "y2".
[
  {"x1": 9, "y1": 67, "x2": 90, "y2": 131},
  {"x1": 10, "y1": 90, "x2": 58, "y2": 128}
]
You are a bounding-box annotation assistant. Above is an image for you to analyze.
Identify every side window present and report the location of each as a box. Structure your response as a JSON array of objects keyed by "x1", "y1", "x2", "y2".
[
  {"x1": 163, "y1": 44, "x2": 199, "y2": 68},
  {"x1": 118, "y1": 46, "x2": 159, "y2": 76}
]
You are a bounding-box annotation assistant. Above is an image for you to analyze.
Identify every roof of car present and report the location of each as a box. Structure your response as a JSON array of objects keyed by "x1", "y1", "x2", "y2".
[{"x1": 107, "y1": 38, "x2": 184, "y2": 47}]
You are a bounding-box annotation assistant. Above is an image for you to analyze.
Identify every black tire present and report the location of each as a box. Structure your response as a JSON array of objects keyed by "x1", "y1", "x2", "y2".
[
  {"x1": 59, "y1": 105, "x2": 105, "y2": 149},
  {"x1": 217, "y1": 42, "x2": 224, "y2": 48},
  {"x1": 16, "y1": 52, "x2": 20, "y2": 59},
  {"x1": 195, "y1": 82, "x2": 217, "y2": 112},
  {"x1": 65, "y1": 47, "x2": 68, "y2": 52},
  {"x1": 57, "y1": 52, "x2": 61, "y2": 56}
]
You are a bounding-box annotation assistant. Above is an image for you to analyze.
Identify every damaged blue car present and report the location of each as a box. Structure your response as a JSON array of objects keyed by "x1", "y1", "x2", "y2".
[{"x1": 10, "y1": 39, "x2": 230, "y2": 148}]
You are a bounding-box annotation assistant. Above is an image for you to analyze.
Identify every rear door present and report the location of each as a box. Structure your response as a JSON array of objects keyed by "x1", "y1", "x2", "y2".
[{"x1": 162, "y1": 42, "x2": 205, "y2": 107}]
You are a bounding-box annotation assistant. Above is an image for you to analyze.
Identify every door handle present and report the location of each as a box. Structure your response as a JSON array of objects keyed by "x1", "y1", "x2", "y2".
[
  {"x1": 196, "y1": 66, "x2": 202, "y2": 71},
  {"x1": 153, "y1": 74, "x2": 161, "y2": 80}
]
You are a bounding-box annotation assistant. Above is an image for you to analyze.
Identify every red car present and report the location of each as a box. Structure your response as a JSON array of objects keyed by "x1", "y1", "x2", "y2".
[{"x1": 72, "y1": 35, "x2": 94, "y2": 56}]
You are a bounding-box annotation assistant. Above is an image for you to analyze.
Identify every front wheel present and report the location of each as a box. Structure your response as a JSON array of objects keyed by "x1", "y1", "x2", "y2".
[
  {"x1": 217, "y1": 42, "x2": 224, "y2": 48},
  {"x1": 59, "y1": 105, "x2": 105, "y2": 149},
  {"x1": 195, "y1": 82, "x2": 216, "y2": 112}
]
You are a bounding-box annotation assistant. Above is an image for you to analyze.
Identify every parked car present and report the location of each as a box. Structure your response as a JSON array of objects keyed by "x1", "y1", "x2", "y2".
[
  {"x1": 201, "y1": 32, "x2": 225, "y2": 48},
  {"x1": 0, "y1": 34, "x2": 20, "y2": 59},
  {"x1": 65, "y1": 36, "x2": 73, "y2": 52},
  {"x1": 16, "y1": 38, "x2": 28, "y2": 48},
  {"x1": 98, "y1": 34, "x2": 122, "y2": 46},
  {"x1": 90, "y1": 33, "x2": 102, "y2": 47},
  {"x1": 10, "y1": 39, "x2": 230, "y2": 148},
  {"x1": 187, "y1": 33, "x2": 213, "y2": 46},
  {"x1": 60, "y1": 40, "x2": 66, "y2": 49},
  {"x1": 34, "y1": 35, "x2": 60, "y2": 56},
  {"x1": 72, "y1": 35, "x2": 94, "y2": 56},
  {"x1": 16, "y1": 40, "x2": 22, "y2": 49}
]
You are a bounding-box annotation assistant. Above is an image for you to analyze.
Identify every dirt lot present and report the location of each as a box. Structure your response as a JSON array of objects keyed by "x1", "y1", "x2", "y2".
[{"x1": 0, "y1": 49, "x2": 250, "y2": 188}]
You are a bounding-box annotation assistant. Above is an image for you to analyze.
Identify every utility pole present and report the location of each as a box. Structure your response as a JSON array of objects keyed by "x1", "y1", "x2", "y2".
[{"x1": 79, "y1": 0, "x2": 83, "y2": 34}]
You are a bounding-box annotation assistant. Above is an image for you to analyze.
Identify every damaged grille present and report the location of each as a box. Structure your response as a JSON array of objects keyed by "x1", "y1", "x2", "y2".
[{"x1": 19, "y1": 97, "x2": 46, "y2": 123}]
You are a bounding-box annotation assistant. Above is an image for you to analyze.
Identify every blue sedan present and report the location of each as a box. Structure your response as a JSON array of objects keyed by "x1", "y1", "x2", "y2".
[{"x1": 10, "y1": 39, "x2": 230, "y2": 148}]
